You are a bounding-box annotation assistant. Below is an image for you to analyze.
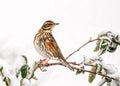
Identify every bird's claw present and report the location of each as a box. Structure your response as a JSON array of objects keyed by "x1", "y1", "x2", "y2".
[{"x1": 39, "y1": 59, "x2": 48, "y2": 72}]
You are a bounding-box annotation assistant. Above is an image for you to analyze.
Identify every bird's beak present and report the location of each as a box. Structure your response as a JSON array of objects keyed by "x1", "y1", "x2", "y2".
[{"x1": 55, "y1": 23, "x2": 59, "y2": 25}]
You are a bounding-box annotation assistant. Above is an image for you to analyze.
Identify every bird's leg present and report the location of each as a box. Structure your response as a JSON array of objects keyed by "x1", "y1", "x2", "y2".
[{"x1": 39, "y1": 58, "x2": 50, "y2": 71}]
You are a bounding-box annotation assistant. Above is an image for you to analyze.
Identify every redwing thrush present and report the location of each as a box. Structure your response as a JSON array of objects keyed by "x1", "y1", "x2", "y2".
[{"x1": 34, "y1": 20, "x2": 73, "y2": 71}]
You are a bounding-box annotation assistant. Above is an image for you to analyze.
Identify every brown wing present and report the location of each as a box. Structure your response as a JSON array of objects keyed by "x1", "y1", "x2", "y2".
[
  {"x1": 44, "y1": 33, "x2": 74, "y2": 71},
  {"x1": 45, "y1": 33, "x2": 64, "y2": 58}
]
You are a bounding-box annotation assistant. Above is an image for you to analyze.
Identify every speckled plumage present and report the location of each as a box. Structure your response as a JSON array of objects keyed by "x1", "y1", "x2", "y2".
[{"x1": 34, "y1": 20, "x2": 73, "y2": 71}]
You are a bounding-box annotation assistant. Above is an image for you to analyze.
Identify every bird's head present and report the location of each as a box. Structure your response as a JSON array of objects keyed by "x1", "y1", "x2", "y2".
[{"x1": 41, "y1": 20, "x2": 59, "y2": 31}]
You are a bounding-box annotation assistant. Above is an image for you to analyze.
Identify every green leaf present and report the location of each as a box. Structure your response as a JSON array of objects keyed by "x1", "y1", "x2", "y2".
[
  {"x1": 22, "y1": 55, "x2": 28, "y2": 64},
  {"x1": 97, "y1": 64, "x2": 103, "y2": 73},
  {"x1": 107, "y1": 43, "x2": 117, "y2": 53},
  {"x1": 3, "y1": 77, "x2": 6, "y2": 81},
  {"x1": 98, "y1": 40, "x2": 108, "y2": 55},
  {"x1": 112, "y1": 35, "x2": 120, "y2": 45},
  {"x1": 76, "y1": 66, "x2": 85, "y2": 75},
  {"x1": 100, "y1": 40, "x2": 108, "y2": 49},
  {"x1": 105, "y1": 78, "x2": 112, "y2": 83},
  {"x1": 20, "y1": 65, "x2": 30, "y2": 78},
  {"x1": 76, "y1": 70, "x2": 82, "y2": 75},
  {"x1": 98, "y1": 48, "x2": 107, "y2": 56},
  {"x1": 3, "y1": 77, "x2": 11, "y2": 86},
  {"x1": 0, "y1": 66, "x2": 3, "y2": 71},
  {"x1": 94, "y1": 40, "x2": 101, "y2": 52},
  {"x1": 16, "y1": 71, "x2": 20, "y2": 78},
  {"x1": 88, "y1": 67, "x2": 97, "y2": 83},
  {"x1": 107, "y1": 46, "x2": 117, "y2": 53},
  {"x1": 30, "y1": 71, "x2": 34, "y2": 79},
  {"x1": 96, "y1": 64, "x2": 103, "y2": 73}
]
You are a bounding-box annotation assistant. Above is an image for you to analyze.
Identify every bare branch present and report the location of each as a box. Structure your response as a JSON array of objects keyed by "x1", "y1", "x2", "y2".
[{"x1": 66, "y1": 38, "x2": 100, "y2": 60}]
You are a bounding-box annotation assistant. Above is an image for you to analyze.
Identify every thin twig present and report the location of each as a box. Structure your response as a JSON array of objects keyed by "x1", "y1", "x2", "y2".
[
  {"x1": 42, "y1": 62, "x2": 106, "y2": 71},
  {"x1": 0, "y1": 71, "x2": 4, "y2": 77},
  {"x1": 66, "y1": 38, "x2": 100, "y2": 60}
]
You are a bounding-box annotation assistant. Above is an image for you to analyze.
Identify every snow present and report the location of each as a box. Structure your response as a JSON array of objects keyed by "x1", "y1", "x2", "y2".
[
  {"x1": 98, "y1": 78, "x2": 106, "y2": 86},
  {"x1": 0, "y1": 0, "x2": 120, "y2": 86},
  {"x1": 103, "y1": 64, "x2": 118, "y2": 74},
  {"x1": 0, "y1": 59, "x2": 10, "y2": 77},
  {"x1": 111, "y1": 80, "x2": 119, "y2": 86},
  {"x1": 21, "y1": 79, "x2": 31, "y2": 86}
]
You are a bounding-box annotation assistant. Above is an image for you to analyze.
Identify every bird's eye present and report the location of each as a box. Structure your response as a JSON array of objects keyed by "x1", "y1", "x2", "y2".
[
  {"x1": 43, "y1": 24, "x2": 49, "y2": 28},
  {"x1": 47, "y1": 23, "x2": 53, "y2": 26}
]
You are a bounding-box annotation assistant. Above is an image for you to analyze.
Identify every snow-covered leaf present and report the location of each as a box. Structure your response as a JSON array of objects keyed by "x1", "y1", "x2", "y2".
[
  {"x1": 98, "y1": 31, "x2": 110, "y2": 38},
  {"x1": 88, "y1": 67, "x2": 97, "y2": 83},
  {"x1": 3, "y1": 77, "x2": 11, "y2": 86},
  {"x1": 112, "y1": 35, "x2": 120, "y2": 45},
  {"x1": 32, "y1": 76, "x2": 38, "y2": 80},
  {"x1": 94, "y1": 40, "x2": 101, "y2": 52},
  {"x1": 105, "y1": 78, "x2": 112, "y2": 83},
  {"x1": 107, "y1": 82, "x2": 111, "y2": 86},
  {"x1": 29, "y1": 71, "x2": 34, "y2": 79},
  {"x1": 98, "y1": 48, "x2": 107, "y2": 56},
  {"x1": 98, "y1": 78, "x2": 106, "y2": 86},
  {"x1": 100, "y1": 40, "x2": 108, "y2": 49},
  {"x1": 107, "y1": 42, "x2": 117, "y2": 53},
  {"x1": 110, "y1": 80, "x2": 120, "y2": 86},
  {"x1": 21, "y1": 79, "x2": 30, "y2": 86},
  {"x1": 16, "y1": 70, "x2": 20, "y2": 78},
  {"x1": 96, "y1": 64, "x2": 103, "y2": 73},
  {"x1": 103, "y1": 64, "x2": 118, "y2": 74},
  {"x1": 95, "y1": 31, "x2": 120, "y2": 55}
]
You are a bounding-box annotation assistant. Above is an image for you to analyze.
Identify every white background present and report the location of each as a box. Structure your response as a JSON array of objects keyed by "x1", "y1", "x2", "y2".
[{"x1": 0, "y1": 0, "x2": 120, "y2": 86}]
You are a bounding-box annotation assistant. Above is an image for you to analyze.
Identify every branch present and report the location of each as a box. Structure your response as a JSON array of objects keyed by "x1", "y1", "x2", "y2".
[
  {"x1": 73, "y1": 67, "x2": 118, "y2": 81},
  {"x1": 36, "y1": 62, "x2": 118, "y2": 81},
  {"x1": 66, "y1": 38, "x2": 100, "y2": 60},
  {"x1": 33, "y1": 37, "x2": 119, "y2": 82},
  {"x1": 33, "y1": 38, "x2": 99, "y2": 71}
]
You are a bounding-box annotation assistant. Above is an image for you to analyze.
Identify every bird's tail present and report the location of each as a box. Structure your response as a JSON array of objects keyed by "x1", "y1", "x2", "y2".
[{"x1": 59, "y1": 58, "x2": 74, "y2": 71}]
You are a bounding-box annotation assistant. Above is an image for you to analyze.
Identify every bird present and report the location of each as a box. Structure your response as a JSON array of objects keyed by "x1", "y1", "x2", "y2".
[{"x1": 34, "y1": 20, "x2": 73, "y2": 71}]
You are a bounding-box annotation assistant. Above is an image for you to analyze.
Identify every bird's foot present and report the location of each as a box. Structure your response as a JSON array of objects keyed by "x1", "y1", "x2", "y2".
[{"x1": 39, "y1": 58, "x2": 49, "y2": 72}]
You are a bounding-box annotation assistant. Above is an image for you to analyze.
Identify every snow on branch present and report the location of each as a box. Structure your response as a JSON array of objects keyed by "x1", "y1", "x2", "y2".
[
  {"x1": 0, "y1": 31, "x2": 120, "y2": 86},
  {"x1": 34, "y1": 31, "x2": 120, "y2": 86}
]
